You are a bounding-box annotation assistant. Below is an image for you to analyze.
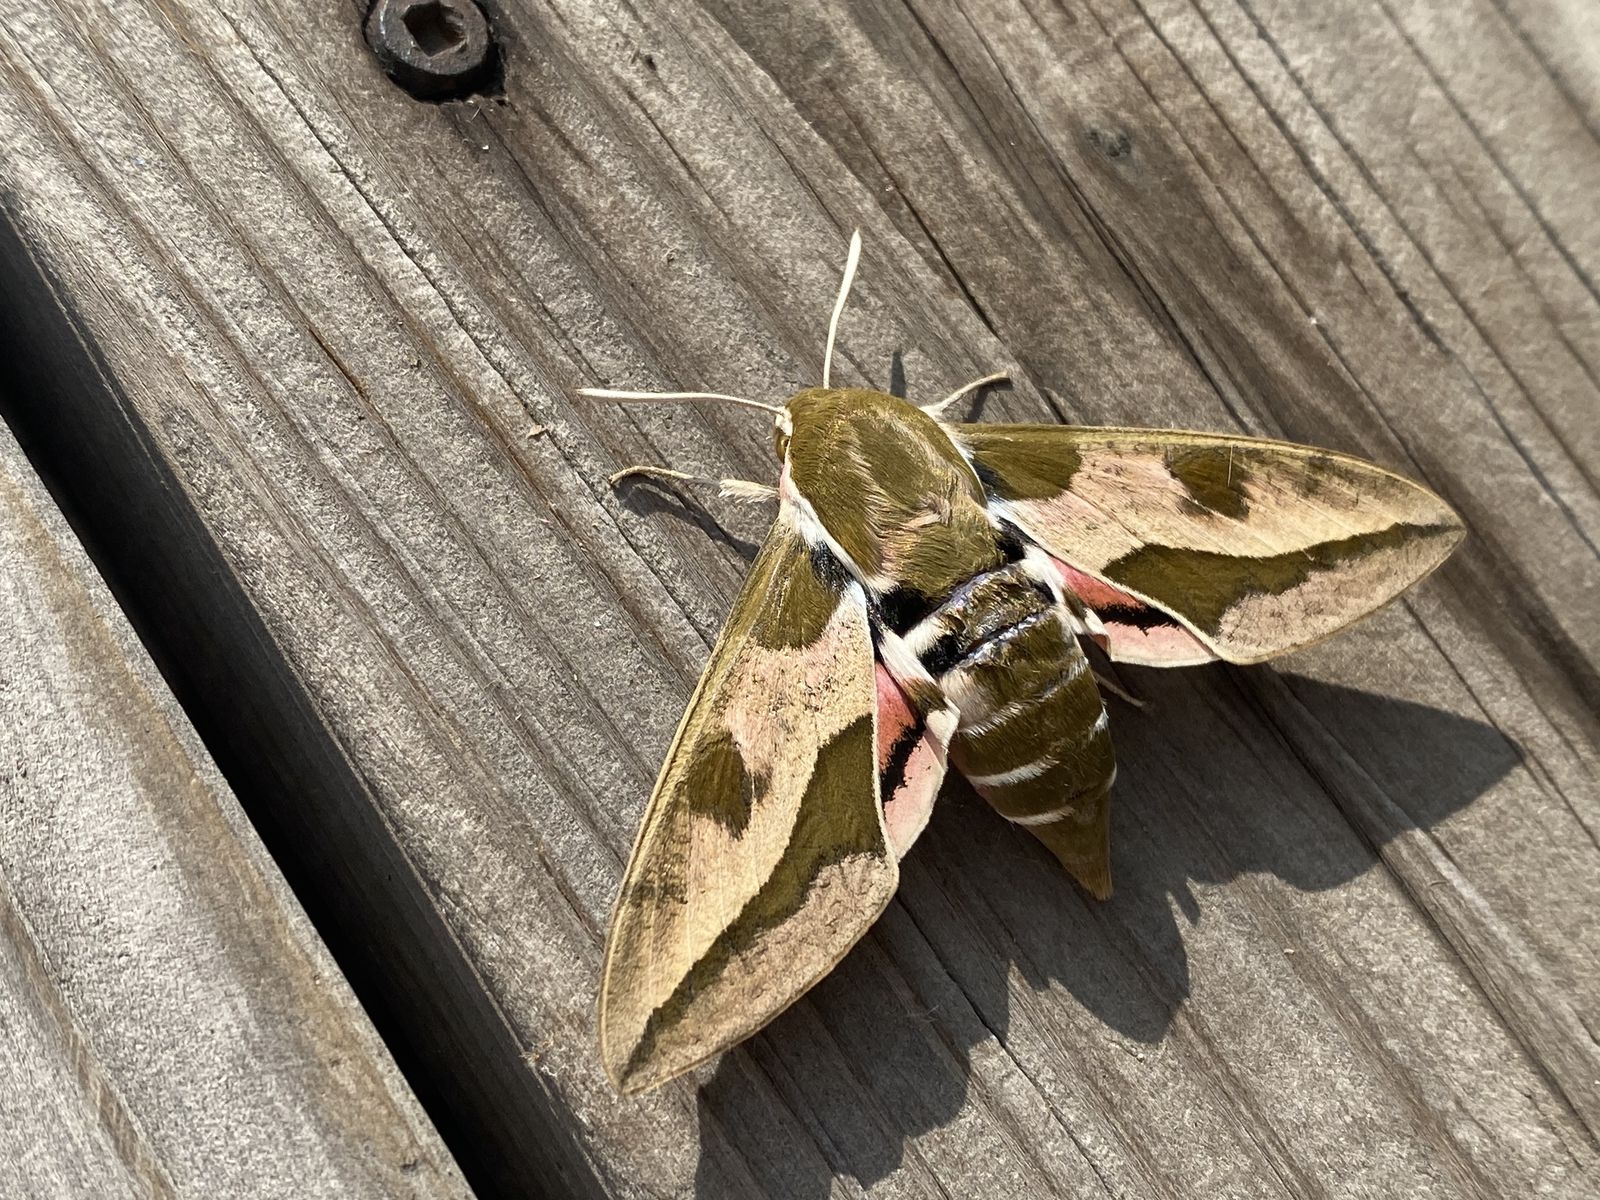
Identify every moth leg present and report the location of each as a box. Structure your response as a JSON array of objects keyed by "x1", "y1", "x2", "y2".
[
  {"x1": 608, "y1": 465, "x2": 777, "y2": 504},
  {"x1": 1091, "y1": 670, "x2": 1146, "y2": 709},
  {"x1": 922, "y1": 371, "x2": 1010, "y2": 418}
]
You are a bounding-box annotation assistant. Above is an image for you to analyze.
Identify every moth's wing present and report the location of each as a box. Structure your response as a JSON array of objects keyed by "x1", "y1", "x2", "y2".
[
  {"x1": 1051, "y1": 558, "x2": 1219, "y2": 667},
  {"x1": 873, "y1": 663, "x2": 954, "y2": 859},
  {"x1": 956, "y1": 425, "x2": 1465, "y2": 664},
  {"x1": 599, "y1": 517, "x2": 892, "y2": 1094}
]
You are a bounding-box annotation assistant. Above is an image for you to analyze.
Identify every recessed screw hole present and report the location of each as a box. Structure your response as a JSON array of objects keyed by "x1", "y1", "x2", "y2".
[
  {"x1": 404, "y1": 2, "x2": 464, "y2": 55},
  {"x1": 365, "y1": 0, "x2": 497, "y2": 101}
]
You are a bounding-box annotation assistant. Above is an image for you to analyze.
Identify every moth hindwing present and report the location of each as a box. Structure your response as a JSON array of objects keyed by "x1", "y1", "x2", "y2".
[{"x1": 591, "y1": 231, "x2": 1463, "y2": 1094}]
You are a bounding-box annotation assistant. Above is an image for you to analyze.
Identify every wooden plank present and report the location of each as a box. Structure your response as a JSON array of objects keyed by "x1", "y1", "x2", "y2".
[
  {"x1": 0, "y1": 0, "x2": 1595, "y2": 1196},
  {"x1": 0, "y1": 419, "x2": 470, "y2": 1196}
]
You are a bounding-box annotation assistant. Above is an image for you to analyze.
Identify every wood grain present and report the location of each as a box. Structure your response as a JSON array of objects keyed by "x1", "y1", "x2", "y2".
[
  {"x1": 0, "y1": 420, "x2": 469, "y2": 1196},
  {"x1": 0, "y1": 0, "x2": 1594, "y2": 1195}
]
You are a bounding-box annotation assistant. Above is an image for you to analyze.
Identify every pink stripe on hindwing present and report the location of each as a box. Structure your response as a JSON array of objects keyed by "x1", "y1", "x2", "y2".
[
  {"x1": 1050, "y1": 558, "x2": 1216, "y2": 666},
  {"x1": 874, "y1": 665, "x2": 947, "y2": 859}
]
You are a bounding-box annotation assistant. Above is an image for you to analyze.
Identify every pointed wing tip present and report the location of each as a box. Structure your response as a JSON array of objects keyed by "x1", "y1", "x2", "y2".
[
  {"x1": 598, "y1": 978, "x2": 704, "y2": 1095},
  {"x1": 1412, "y1": 483, "x2": 1467, "y2": 549},
  {"x1": 599, "y1": 1029, "x2": 697, "y2": 1097},
  {"x1": 1411, "y1": 508, "x2": 1468, "y2": 579},
  {"x1": 597, "y1": 991, "x2": 657, "y2": 1095},
  {"x1": 1421, "y1": 482, "x2": 1467, "y2": 530},
  {"x1": 605, "y1": 1065, "x2": 661, "y2": 1097},
  {"x1": 599, "y1": 1051, "x2": 635, "y2": 1095},
  {"x1": 605, "y1": 1059, "x2": 664, "y2": 1097}
]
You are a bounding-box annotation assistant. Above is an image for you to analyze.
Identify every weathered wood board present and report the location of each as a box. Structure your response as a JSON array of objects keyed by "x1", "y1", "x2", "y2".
[
  {"x1": 0, "y1": 419, "x2": 470, "y2": 1196},
  {"x1": 0, "y1": 0, "x2": 1596, "y2": 1196}
]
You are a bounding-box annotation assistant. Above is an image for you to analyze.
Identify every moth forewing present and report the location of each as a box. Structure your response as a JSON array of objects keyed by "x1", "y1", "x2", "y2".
[
  {"x1": 956, "y1": 424, "x2": 1465, "y2": 664},
  {"x1": 597, "y1": 518, "x2": 899, "y2": 1095}
]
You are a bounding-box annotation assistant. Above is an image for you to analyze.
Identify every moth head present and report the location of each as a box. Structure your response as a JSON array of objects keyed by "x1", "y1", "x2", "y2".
[{"x1": 773, "y1": 407, "x2": 793, "y2": 462}]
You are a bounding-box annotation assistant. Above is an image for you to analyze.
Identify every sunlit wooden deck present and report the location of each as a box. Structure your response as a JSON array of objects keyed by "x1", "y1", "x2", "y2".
[{"x1": 1, "y1": 0, "x2": 1596, "y2": 1194}]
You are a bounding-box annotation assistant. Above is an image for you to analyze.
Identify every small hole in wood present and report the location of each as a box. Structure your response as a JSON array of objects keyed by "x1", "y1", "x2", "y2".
[{"x1": 404, "y1": 2, "x2": 464, "y2": 55}]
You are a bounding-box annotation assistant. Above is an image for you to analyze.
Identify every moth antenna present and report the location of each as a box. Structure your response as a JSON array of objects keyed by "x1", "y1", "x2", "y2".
[
  {"x1": 580, "y1": 388, "x2": 785, "y2": 417},
  {"x1": 822, "y1": 229, "x2": 862, "y2": 388},
  {"x1": 923, "y1": 371, "x2": 1011, "y2": 417}
]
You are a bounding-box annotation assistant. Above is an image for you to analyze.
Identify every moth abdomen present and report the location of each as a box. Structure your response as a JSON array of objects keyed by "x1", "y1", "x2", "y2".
[{"x1": 913, "y1": 562, "x2": 1118, "y2": 895}]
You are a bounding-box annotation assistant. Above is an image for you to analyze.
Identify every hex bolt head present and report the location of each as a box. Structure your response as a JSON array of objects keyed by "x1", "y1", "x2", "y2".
[{"x1": 365, "y1": 0, "x2": 494, "y2": 101}]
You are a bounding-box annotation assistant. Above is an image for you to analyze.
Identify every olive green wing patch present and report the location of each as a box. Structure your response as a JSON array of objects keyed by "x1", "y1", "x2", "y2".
[
  {"x1": 598, "y1": 517, "x2": 892, "y2": 1094},
  {"x1": 957, "y1": 425, "x2": 1464, "y2": 663}
]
